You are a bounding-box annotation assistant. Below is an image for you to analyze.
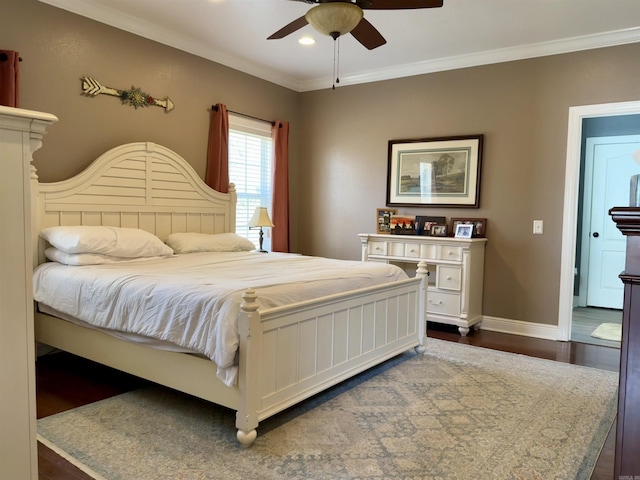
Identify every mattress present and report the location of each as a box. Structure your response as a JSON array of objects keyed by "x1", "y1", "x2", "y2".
[{"x1": 33, "y1": 251, "x2": 407, "y2": 385}]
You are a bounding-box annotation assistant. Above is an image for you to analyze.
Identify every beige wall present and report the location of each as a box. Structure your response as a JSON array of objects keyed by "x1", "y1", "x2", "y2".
[
  {"x1": 5, "y1": 0, "x2": 640, "y2": 329},
  {"x1": 298, "y1": 45, "x2": 640, "y2": 326},
  {"x1": 3, "y1": 0, "x2": 302, "y2": 247}
]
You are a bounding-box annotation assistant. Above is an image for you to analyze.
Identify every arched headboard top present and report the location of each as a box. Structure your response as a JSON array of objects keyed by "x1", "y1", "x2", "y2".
[{"x1": 34, "y1": 142, "x2": 236, "y2": 265}]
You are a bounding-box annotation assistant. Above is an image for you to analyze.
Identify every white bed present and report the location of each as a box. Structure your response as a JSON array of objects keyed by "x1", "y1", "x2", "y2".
[{"x1": 32, "y1": 142, "x2": 427, "y2": 446}]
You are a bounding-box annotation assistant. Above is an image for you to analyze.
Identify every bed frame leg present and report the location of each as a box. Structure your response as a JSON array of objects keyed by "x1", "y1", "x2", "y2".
[{"x1": 237, "y1": 429, "x2": 257, "y2": 447}]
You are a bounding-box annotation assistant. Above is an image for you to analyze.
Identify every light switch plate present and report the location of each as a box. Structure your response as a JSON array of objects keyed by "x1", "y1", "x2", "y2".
[{"x1": 533, "y1": 220, "x2": 543, "y2": 234}]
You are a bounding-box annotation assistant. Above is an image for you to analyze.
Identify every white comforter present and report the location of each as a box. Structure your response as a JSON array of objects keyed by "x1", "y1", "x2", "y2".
[{"x1": 33, "y1": 252, "x2": 408, "y2": 385}]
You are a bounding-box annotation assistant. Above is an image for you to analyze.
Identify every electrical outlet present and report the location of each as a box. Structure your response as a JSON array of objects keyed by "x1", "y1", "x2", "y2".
[{"x1": 533, "y1": 220, "x2": 543, "y2": 234}]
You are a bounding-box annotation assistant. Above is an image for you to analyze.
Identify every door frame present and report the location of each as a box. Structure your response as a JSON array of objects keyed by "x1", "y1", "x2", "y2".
[{"x1": 558, "y1": 100, "x2": 640, "y2": 341}]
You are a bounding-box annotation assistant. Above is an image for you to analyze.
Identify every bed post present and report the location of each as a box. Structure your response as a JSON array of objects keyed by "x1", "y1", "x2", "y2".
[
  {"x1": 227, "y1": 183, "x2": 237, "y2": 232},
  {"x1": 415, "y1": 260, "x2": 428, "y2": 355},
  {"x1": 235, "y1": 288, "x2": 261, "y2": 447}
]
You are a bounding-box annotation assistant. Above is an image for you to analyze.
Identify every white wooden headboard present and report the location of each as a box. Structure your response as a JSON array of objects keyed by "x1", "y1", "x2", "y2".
[{"x1": 33, "y1": 142, "x2": 236, "y2": 266}]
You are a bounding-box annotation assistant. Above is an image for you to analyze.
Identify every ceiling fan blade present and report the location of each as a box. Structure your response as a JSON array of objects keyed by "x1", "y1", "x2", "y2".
[
  {"x1": 267, "y1": 16, "x2": 309, "y2": 40},
  {"x1": 350, "y1": 18, "x2": 386, "y2": 50},
  {"x1": 361, "y1": 0, "x2": 443, "y2": 9}
]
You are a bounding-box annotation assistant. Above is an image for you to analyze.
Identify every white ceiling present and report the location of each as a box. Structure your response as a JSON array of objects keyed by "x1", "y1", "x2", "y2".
[{"x1": 39, "y1": 0, "x2": 640, "y2": 92}]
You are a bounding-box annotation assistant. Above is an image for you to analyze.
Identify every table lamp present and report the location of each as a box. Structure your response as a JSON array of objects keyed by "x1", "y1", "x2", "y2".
[{"x1": 249, "y1": 206, "x2": 274, "y2": 253}]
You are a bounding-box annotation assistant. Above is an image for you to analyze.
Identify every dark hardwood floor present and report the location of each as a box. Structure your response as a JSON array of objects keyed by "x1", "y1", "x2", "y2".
[{"x1": 36, "y1": 323, "x2": 621, "y2": 480}]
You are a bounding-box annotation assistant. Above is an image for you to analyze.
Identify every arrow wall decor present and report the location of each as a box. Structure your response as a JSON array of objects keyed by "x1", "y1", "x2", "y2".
[{"x1": 81, "y1": 76, "x2": 174, "y2": 113}]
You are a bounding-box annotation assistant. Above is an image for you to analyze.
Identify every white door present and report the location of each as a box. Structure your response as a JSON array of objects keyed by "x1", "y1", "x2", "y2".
[{"x1": 584, "y1": 135, "x2": 640, "y2": 309}]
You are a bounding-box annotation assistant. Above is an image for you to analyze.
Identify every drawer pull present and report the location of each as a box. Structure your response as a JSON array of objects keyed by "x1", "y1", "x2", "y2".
[
  {"x1": 448, "y1": 251, "x2": 454, "y2": 255},
  {"x1": 375, "y1": 247, "x2": 381, "y2": 251},
  {"x1": 446, "y1": 276, "x2": 452, "y2": 280},
  {"x1": 409, "y1": 248, "x2": 415, "y2": 253},
  {"x1": 429, "y1": 300, "x2": 443, "y2": 305}
]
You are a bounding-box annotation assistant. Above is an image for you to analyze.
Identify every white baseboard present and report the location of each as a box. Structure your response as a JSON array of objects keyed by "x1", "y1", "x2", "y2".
[{"x1": 479, "y1": 316, "x2": 559, "y2": 341}]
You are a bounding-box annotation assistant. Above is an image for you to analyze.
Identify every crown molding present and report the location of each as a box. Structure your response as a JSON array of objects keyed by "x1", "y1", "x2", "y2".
[{"x1": 300, "y1": 27, "x2": 640, "y2": 91}]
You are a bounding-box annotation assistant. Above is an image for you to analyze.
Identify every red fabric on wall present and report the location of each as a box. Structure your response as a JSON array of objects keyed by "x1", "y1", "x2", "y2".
[
  {"x1": 205, "y1": 104, "x2": 229, "y2": 193},
  {"x1": 0, "y1": 50, "x2": 20, "y2": 108},
  {"x1": 271, "y1": 121, "x2": 290, "y2": 253}
]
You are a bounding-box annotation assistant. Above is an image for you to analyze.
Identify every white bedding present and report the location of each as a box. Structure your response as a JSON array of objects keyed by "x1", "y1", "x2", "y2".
[{"x1": 33, "y1": 252, "x2": 408, "y2": 385}]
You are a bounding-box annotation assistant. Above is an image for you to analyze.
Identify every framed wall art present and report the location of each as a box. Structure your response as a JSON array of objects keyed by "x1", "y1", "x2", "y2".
[
  {"x1": 449, "y1": 218, "x2": 487, "y2": 238},
  {"x1": 386, "y1": 135, "x2": 483, "y2": 208},
  {"x1": 376, "y1": 208, "x2": 398, "y2": 234}
]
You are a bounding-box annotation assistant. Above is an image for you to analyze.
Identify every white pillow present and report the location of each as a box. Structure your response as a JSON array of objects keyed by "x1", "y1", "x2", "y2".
[
  {"x1": 165, "y1": 232, "x2": 255, "y2": 254},
  {"x1": 45, "y1": 247, "x2": 171, "y2": 266},
  {"x1": 40, "y1": 226, "x2": 174, "y2": 258}
]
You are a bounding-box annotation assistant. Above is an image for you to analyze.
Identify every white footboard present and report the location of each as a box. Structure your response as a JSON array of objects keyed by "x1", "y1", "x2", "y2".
[{"x1": 235, "y1": 268, "x2": 426, "y2": 446}]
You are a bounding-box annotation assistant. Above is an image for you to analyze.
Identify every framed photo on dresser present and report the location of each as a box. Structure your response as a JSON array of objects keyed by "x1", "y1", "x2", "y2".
[
  {"x1": 415, "y1": 216, "x2": 446, "y2": 236},
  {"x1": 449, "y1": 218, "x2": 487, "y2": 238},
  {"x1": 376, "y1": 208, "x2": 398, "y2": 234}
]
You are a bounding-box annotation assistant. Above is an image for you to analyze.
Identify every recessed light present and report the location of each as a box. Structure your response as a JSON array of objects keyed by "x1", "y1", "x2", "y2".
[{"x1": 298, "y1": 36, "x2": 316, "y2": 46}]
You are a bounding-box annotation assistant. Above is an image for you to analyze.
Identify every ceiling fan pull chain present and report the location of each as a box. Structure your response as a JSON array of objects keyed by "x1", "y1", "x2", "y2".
[{"x1": 333, "y1": 37, "x2": 340, "y2": 90}]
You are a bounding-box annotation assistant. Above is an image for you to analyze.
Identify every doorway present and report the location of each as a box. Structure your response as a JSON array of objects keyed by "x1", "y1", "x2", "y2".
[
  {"x1": 579, "y1": 135, "x2": 640, "y2": 310},
  {"x1": 558, "y1": 101, "x2": 640, "y2": 343}
]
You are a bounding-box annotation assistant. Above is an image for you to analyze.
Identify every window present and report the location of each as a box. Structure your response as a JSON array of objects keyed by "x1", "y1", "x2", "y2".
[{"x1": 228, "y1": 114, "x2": 273, "y2": 250}]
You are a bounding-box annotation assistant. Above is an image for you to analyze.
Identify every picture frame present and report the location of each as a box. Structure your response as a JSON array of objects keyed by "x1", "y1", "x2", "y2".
[
  {"x1": 430, "y1": 224, "x2": 448, "y2": 237},
  {"x1": 389, "y1": 215, "x2": 416, "y2": 235},
  {"x1": 386, "y1": 134, "x2": 483, "y2": 208},
  {"x1": 454, "y1": 223, "x2": 474, "y2": 238},
  {"x1": 449, "y1": 218, "x2": 487, "y2": 238},
  {"x1": 376, "y1": 208, "x2": 398, "y2": 234},
  {"x1": 415, "y1": 215, "x2": 446, "y2": 236}
]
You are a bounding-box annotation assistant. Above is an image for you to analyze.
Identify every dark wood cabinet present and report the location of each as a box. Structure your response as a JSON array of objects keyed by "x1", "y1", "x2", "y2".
[{"x1": 610, "y1": 207, "x2": 640, "y2": 478}]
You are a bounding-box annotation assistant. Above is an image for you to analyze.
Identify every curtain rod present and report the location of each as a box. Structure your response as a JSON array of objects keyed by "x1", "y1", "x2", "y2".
[{"x1": 212, "y1": 104, "x2": 277, "y2": 127}]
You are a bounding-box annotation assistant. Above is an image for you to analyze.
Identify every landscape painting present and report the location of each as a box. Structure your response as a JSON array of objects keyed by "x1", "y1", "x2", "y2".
[{"x1": 387, "y1": 135, "x2": 483, "y2": 207}]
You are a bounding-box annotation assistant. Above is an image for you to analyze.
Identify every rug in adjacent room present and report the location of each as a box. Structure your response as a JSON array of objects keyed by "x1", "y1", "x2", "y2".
[
  {"x1": 591, "y1": 322, "x2": 622, "y2": 342},
  {"x1": 38, "y1": 338, "x2": 618, "y2": 480}
]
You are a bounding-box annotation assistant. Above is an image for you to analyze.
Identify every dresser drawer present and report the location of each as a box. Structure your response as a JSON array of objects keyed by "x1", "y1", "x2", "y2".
[
  {"x1": 404, "y1": 243, "x2": 421, "y2": 258},
  {"x1": 420, "y1": 244, "x2": 437, "y2": 261},
  {"x1": 368, "y1": 241, "x2": 387, "y2": 256},
  {"x1": 426, "y1": 291, "x2": 461, "y2": 316},
  {"x1": 388, "y1": 242, "x2": 405, "y2": 257},
  {"x1": 437, "y1": 245, "x2": 463, "y2": 262},
  {"x1": 436, "y1": 265, "x2": 461, "y2": 290}
]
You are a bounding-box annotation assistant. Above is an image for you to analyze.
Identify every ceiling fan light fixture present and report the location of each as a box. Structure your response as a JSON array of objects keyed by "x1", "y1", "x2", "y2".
[{"x1": 305, "y1": 3, "x2": 363, "y2": 39}]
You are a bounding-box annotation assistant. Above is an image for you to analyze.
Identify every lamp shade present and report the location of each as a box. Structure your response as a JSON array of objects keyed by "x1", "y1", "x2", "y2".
[
  {"x1": 249, "y1": 207, "x2": 274, "y2": 228},
  {"x1": 305, "y1": 3, "x2": 363, "y2": 38}
]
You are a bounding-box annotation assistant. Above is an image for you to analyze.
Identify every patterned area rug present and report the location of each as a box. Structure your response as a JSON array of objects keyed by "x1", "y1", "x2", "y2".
[
  {"x1": 591, "y1": 322, "x2": 622, "y2": 342},
  {"x1": 37, "y1": 339, "x2": 618, "y2": 480}
]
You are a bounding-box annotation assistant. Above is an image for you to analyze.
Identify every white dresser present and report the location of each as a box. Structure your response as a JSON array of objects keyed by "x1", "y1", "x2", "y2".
[{"x1": 359, "y1": 233, "x2": 487, "y2": 336}]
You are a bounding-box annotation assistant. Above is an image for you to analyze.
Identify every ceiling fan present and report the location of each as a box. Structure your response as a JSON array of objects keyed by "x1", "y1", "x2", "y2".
[{"x1": 268, "y1": 0, "x2": 444, "y2": 50}]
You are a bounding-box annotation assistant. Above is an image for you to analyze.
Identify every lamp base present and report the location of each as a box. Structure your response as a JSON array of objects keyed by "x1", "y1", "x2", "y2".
[{"x1": 256, "y1": 227, "x2": 268, "y2": 253}]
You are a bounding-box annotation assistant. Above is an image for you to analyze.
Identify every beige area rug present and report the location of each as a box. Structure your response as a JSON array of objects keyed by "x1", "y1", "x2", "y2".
[
  {"x1": 591, "y1": 322, "x2": 622, "y2": 342},
  {"x1": 37, "y1": 339, "x2": 618, "y2": 480}
]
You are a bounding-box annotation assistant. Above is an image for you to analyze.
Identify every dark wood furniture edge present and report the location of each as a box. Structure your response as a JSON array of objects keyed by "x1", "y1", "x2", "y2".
[{"x1": 610, "y1": 207, "x2": 640, "y2": 479}]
